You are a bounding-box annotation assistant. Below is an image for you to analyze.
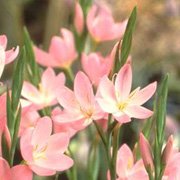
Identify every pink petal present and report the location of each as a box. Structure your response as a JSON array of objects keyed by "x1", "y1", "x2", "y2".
[
  {"x1": 49, "y1": 36, "x2": 67, "y2": 63},
  {"x1": 74, "y1": 71, "x2": 95, "y2": 109},
  {"x1": 34, "y1": 46, "x2": 59, "y2": 67},
  {"x1": 98, "y1": 76, "x2": 116, "y2": 103},
  {"x1": 113, "y1": 114, "x2": 131, "y2": 124},
  {"x1": 30, "y1": 164, "x2": 55, "y2": 176},
  {"x1": 61, "y1": 28, "x2": 76, "y2": 55},
  {"x1": 56, "y1": 86, "x2": 79, "y2": 111},
  {"x1": 74, "y1": 2, "x2": 84, "y2": 34},
  {"x1": 11, "y1": 165, "x2": 33, "y2": 180},
  {"x1": 97, "y1": 98, "x2": 118, "y2": 114},
  {"x1": 52, "y1": 110, "x2": 84, "y2": 123},
  {"x1": 37, "y1": 153, "x2": 73, "y2": 171},
  {"x1": 5, "y1": 46, "x2": 19, "y2": 64},
  {"x1": 87, "y1": 5, "x2": 97, "y2": 36},
  {"x1": 0, "y1": 47, "x2": 5, "y2": 78},
  {"x1": 46, "y1": 133, "x2": 70, "y2": 154},
  {"x1": 0, "y1": 35, "x2": 7, "y2": 49},
  {"x1": 115, "y1": 64, "x2": 132, "y2": 101},
  {"x1": 20, "y1": 129, "x2": 34, "y2": 162},
  {"x1": 116, "y1": 144, "x2": 134, "y2": 178},
  {"x1": 21, "y1": 81, "x2": 40, "y2": 103},
  {"x1": 139, "y1": 133, "x2": 154, "y2": 170},
  {"x1": 130, "y1": 82, "x2": 157, "y2": 106},
  {"x1": 0, "y1": 157, "x2": 11, "y2": 179},
  {"x1": 31, "y1": 117, "x2": 52, "y2": 147},
  {"x1": 125, "y1": 105, "x2": 153, "y2": 119}
]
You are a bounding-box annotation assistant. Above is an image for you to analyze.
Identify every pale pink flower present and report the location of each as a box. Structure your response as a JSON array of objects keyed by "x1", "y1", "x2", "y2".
[
  {"x1": 34, "y1": 29, "x2": 77, "y2": 69},
  {"x1": 97, "y1": 64, "x2": 157, "y2": 123},
  {"x1": 56, "y1": 71, "x2": 105, "y2": 126},
  {"x1": 20, "y1": 117, "x2": 73, "y2": 176},
  {"x1": 81, "y1": 52, "x2": 113, "y2": 86},
  {"x1": 139, "y1": 133, "x2": 154, "y2": 171},
  {"x1": 21, "y1": 68, "x2": 65, "y2": 109},
  {"x1": 107, "y1": 144, "x2": 148, "y2": 180},
  {"x1": 87, "y1": 4, "x2": 127, "y2": 42},
  {"x1": 74, "y1": 2, "x2": 84, "y2": 35},
  {"x1": 0, "y1": 35, "x2": 19, "y2": 78},
  {"x1": 115, "y1": 144, "x2": 148, "y2": 180},
  {"x1": 0, "y1": 157, "x2": 32, "y2": 180}
]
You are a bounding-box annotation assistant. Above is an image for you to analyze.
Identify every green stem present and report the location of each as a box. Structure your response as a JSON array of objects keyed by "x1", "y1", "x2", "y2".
[
  {"x1": 66, "y1": 67, "x2": 74, "y2": 82},
  {"x1": 93, "y1": 121, "x2": 110, "y2": 165},
  {"x1": 110, "y1": 123, "x2": 120, "y2": 180}
]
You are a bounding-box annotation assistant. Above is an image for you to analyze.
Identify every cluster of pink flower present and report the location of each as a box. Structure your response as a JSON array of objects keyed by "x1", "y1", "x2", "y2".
[{"x1": 0, "y1": 2, "x2": 179, "y2": 180}]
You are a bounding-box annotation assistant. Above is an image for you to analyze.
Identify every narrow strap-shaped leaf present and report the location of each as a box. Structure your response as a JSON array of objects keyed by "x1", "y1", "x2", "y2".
[
  {"x1": 24, "y1": 27, "x2": 40, "y2": 86},
  {"x1": 120, "y1": 6, "x2": 137, "y2": 67},
  {"x1": 11, "y1": 47, "x2": 26, "y2": 112},
  {"x1": 154, "y1": 74, "x2": 169, "y2": 180}
]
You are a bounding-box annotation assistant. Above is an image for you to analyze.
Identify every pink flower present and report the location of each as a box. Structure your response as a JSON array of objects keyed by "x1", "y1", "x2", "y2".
[
  {"x1": 97, "y1": 64, "x2": 157, "y2": 123},
  {"x1": 108, "y1": 144, "x2": 148, "y2": 180},
  {"x1": 56, "y1": 71, "x2": 105, "y2": 126},
  {"x1": 0, "y1": 157, "x2": 32, "y2": 180},
  {"x1": 21, "y1": 68, "x2": 65, "y2": 109},
  {"x1": 87, "y1": 4, "x2": 127, "y2": 42},
  {"x1": 74, "y1": 2, "x2": 84, "y2": 35},
  {"x1": 34, "y1": 29, "x2": 77, "y2": 69},
  {"x1": 81, "y1": 52, "x2": 113, "y2": 86},
  {"x1": 139, "y1": 133, "x2": 154, "y2": 171},
  {"x1": 20, "y1": 117, "x2": 73, "y2": 176},
  {"x1": 0, "y1": 35, "x2": 19, "y2": 78}
]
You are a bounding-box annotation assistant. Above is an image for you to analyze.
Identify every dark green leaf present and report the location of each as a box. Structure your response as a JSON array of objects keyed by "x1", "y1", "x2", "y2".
[
  {"x1": 24, "y1": 27, "x2": 40, "y2": 86},
  {"x1": 120, "y1": 6, "x2": 137, "y2": 67},
  {"x1": 11, "y1": 47, "x2": 26, "y2": 112}
]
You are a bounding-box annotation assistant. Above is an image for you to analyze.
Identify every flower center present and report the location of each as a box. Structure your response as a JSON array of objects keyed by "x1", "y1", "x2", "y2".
[
  {"x1": 33, "y1": 144, "x2": 47, "y2": 161},
  {"x1": 117, "y1": 102, "x2": 128, "y2": 111}
]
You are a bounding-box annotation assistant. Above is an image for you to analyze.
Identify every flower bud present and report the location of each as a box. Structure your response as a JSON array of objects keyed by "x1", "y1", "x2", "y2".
[{"x1": 139, "y1": 133, "x2": 154, "y2": 171}]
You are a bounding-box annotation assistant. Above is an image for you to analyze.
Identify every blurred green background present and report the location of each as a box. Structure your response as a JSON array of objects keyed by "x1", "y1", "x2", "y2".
[{"x1": 0, "y1": 0, "x2": 179, "y2": 179}]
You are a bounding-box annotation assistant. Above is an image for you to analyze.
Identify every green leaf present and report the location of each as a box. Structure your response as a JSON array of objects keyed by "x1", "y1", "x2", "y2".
[
  {"x1": 23, "y1": 27, "x2": 40, "y2": 86},
  {"x1": 156, "y1": 74, "x2": 169, "y2": 145},
  {"x1": 120, "y1": 6, "x2": 137, "y2": 67},
  {"x1": 153, "y1": 74, "x2": 169, "y2": 180},
  {"x1": 6, "y1": 89, "x2": 14, "y2": 137},
  {"x1": 11, "y1": 47, "x2": 26, "y2": 112}
]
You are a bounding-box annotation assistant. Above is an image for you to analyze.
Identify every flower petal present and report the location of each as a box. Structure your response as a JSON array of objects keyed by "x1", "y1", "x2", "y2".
[
  {"x1": 31, "y1": 117, "x2": 52, "y2": 147},
  {"x1": 11, "y1": 165, "x2": 33, "y2": 180},
  {"x1": 115, "y1": 64, "x2": 132, "y2": 101},
  {"x1": 130, "y1": 82, "x2": 157, "y2": 105},
  {"x1": 74, "y1": 71, "x2": 95, "y2": 109},
  {"x1": 125, "y1": 105, "x2": 153, "y2": 119},
  {"x1": 34, "y1": 46, "x2": 59, "y2": 67},
  {"x1": 98, "y1": 76, "x2": 116, "y2": 103},
  {"x1": 46, "y1": 133, "x2": 70, "y2": 154}
]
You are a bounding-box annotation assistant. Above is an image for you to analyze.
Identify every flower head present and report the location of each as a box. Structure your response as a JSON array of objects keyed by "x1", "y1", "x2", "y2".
[
  {"x1": 20, "y1": 117, "x2": 73, "y2": 176},
  {"x1": 21, "y1": 68, "x2": 65, "y2": 109},
  {"x1": 34, "y1": 29, "x2": 77, "y2": 69},
  {"x1": 56, "y1": 71, "x2": 105, "y2": 126},
  {"x1": 97, "y1": 64, "x2": 157, "y2": 123},
  {"x1": 87, "y1": 4, "x2": 127, "y2": 42}
]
